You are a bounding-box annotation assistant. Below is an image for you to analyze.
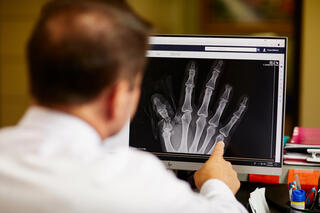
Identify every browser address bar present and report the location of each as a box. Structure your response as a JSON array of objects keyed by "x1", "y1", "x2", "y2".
[{"x1": 205, "y1": 46, "x2": 257, "y2": 52}]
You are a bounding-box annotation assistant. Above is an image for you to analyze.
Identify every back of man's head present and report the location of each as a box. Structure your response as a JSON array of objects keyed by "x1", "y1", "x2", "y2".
[{"x1": 27, "y1": 0, "x2": 151, "y2": 105}]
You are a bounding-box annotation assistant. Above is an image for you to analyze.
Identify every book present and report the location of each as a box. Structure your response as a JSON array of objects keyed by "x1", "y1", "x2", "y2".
[
  {"x1": 290, "y1": 127, "x2": 320, "y2": 145},
  {"x1": 284, "y1": 152, "x2": 311, "y2": 160},
  {"x1": 285, "y1": 143, "x2": 320, "y2": 149},
  {"x1": 283, "y1": 127, "x2": 320, "y2": 166},
  {"x1": 283, "y1": 149, "x2": 320, "y2": 165},
  {"x1": 284, "y1": 160, "x2": 320, "y2": 166}
]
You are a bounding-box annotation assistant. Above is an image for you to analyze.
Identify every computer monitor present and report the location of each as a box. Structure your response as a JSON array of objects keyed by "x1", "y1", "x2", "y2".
[{"x1": 129, "y1": 35, "x2": 286, "y2": 175}]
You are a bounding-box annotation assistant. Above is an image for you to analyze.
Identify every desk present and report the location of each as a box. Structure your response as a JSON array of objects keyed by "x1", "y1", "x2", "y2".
[
  {"x1": 236, "y1": 182, "x2": 320, "y2": 213},
  {"x1": 236, "y1": 182, "x2": 289, "y2": 212},
  {"x1": 236, "y1": 164, "x2": 320, "y2": 212},
  {"x1": 176, "y1": 164, "x2": 320, "y2": 212}
]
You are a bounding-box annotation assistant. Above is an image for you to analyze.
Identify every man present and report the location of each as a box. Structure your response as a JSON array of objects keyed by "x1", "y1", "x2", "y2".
[{"x1": 0, "y1": 0, "x2": 247, "y2": 212}]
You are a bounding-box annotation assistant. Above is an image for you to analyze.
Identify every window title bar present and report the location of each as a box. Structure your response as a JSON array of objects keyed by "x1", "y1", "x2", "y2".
[
  {"x1": 149, "y1": 36, "x2": 286, "y2": 48},
  {"x1": 150, "y1": 44, "x2": 286, "y2": 54}
]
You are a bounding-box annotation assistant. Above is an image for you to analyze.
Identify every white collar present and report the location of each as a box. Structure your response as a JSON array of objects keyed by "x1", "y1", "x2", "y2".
[{"x1": 17, "y1": 106, "x2": 103, "y2": 160}]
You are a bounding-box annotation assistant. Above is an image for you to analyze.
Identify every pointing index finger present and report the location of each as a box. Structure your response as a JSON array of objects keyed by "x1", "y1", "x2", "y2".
[{"x1": 209, "y1": 141, "x2": 225, "y2": 160}]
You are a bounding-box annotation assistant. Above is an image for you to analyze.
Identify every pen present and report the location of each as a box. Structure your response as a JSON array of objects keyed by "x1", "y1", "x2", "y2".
[
  {"x1": 289, "y1": 183, "x2": 297, "y2": 201},
  {"x1": 294, "y1": 174, "x2": 301, "y2": 190},
  {"x1": 318, "y1": 189, "x2": 320, "y2": 209},
  {"x1": 292, "y1": 181, "x2": 297, "y2": 190},
  {"x1": 310, "y1": 188, "x2": 319, "y2": 210},
  {"x1": 289, "y1": 182, "x2": 293, "y2": 200},
  {"x1": 306, "y1": 187, "x2": 315, "y2": 208},
  {"x1": 292, "y1": 184, "x2": 297, "y2": 190}
]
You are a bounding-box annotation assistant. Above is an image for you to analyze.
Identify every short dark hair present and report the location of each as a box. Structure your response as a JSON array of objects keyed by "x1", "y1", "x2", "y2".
[{"x1": 27, "y1": 0, "x2": 151, "y2": 105}]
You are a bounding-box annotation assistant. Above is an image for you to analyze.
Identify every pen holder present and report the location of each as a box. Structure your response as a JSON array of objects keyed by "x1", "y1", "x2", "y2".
[
  {"x1": 290, "y1": 189, "x2": 305, "y2": 213},
  {"x1": 289, "y1": 205, "x2": 320, "y2": 213},
  {"x1": 289, "y1": 189, "x2": 320, "y2": 213},
  {"x1": 286, "y1": 201, "x2": 320, "y2": 213}
]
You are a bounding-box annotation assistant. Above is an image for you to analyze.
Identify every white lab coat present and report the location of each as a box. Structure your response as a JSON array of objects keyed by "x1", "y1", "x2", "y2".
[{"x1": 0, "y1": 106, "x2": 248, "y2": 213}]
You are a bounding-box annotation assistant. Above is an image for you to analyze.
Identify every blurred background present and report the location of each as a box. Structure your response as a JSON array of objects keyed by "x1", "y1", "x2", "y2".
[{"x1": 0, "y1": 0, "x2": 319, "y2": 135}]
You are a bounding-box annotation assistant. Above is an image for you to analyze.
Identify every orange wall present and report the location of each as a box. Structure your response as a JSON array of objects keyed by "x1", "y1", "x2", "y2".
[{"x1": 299, "y1": 0, "x2": 320, "y2": 127}]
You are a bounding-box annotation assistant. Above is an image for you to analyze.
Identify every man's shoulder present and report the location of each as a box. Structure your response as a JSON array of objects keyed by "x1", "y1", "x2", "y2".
[
  {"x1": 127, "y1": 148, "x2": 162, "y2": 164},
  {"x1": 0, "y1": 125, "x2": 17, "y2": 136},
  {"x1": 111, "y1": 147, "x2": 167, "y2": 173},
  {"x1": 0, "y1": 125, "x2": 23, "y2": 144},
  {"x1": 0, "y1": 141, "x2": 191, "y2": 212},
  {"x1": 0, "y1": 124, "x2": 44, "y2": 153},
  {"x1": 0, "y1": 124, "x2": 38, "y2": 139}
]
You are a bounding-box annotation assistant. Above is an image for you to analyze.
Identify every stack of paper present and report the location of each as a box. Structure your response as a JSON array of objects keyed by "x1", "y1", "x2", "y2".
[
  {"x1": 284, "y1": 127, "x2": 320, "y2": 166},
  {"x1": 283, "y1": 151, "x2": 319, "y2": 166},
  {"x1": 248, "y1": 187, "x2": 270, "y2": 213}
]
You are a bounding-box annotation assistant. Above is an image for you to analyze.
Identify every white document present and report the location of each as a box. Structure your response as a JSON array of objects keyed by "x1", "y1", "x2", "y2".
[{"x1": 248, "y1": 187, "x2": 270, "y2": 213}]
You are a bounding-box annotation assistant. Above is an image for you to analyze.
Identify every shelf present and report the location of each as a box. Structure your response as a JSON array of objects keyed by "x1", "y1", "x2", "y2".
[{"x1": 238, "y1": 164, "x2": 320, "y2": 184}]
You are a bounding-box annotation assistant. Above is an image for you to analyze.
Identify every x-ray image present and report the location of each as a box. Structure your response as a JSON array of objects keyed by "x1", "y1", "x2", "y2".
[
  {"x1": 150, "y1": 60, "x2": 248, "y2": 154},
  {"x1": 131, "y1": 57, "x2": 279, "y2": 159}
]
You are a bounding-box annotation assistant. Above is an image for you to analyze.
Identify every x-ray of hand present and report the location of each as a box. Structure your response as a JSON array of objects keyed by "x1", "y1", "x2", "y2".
[{"x1": 151, "y1": 60, "x2": 248, "y2": 154}]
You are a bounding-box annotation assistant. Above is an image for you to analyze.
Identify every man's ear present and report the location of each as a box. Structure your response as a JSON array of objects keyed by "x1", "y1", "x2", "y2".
[
  {"x1": 103, "y1": 74, "x2": 142, "y2": 136},
  {"x1": 105, "y1": 80, "x2": 131, "y2": 124},
  {"x1": 128, "y1": 73, "x2": 143, "y2": 118}
]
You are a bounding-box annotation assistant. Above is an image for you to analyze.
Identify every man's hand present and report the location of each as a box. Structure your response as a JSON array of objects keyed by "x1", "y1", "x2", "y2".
[{"x1": 193, "y1": 141, "x2": 240, "y2": 195}]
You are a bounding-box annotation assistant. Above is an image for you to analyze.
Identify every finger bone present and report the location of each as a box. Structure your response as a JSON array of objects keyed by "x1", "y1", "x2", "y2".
[
  {"x1": 185, "y1": 62, "x2": 196, "y2": 86},
  {"x1": 207, "y1": 134, "x2": 225, "y2": 154},
  {"x1": 182, "y1": 86, "x2": 193, "y2": 112},
  {"x1": 214, "y1": 60, "x2": 224, "y2": 72},
  {"x1": 152, "y1": 97, "x2": 171, "y2": 122},
  {"x1": 179, "y1": 111, "x2": 192, "y2": 153},
  {"x1": 205, "y1": 60, "x2": 223, "y2": 89},
  {"x1": 219, "y1": 97, "x2": 248, "y2": 138},
  {"x1": 197, "y1": 88, "x2": 213, "y2": 117},
  {"x1": 189, "y1": 116, "x2": 207, "y2": 153},
  {"x1": 234, "y1": 97, "x2": 248, "y2": 118},
  {"x1": 219, "y1": 116, "x2": 238, "y2": 138},
  {"x1": 162, "y1": 122, "x2": 173, "y2": 132},
  {"x1": 198, "y1": 125, "x2": 217, "y2": 154},
  {"x1": 208, "y1": 85, "x2": 232, "y2": 126},
  {"x1": 182, "y1": 63, "x2": 196, "y2": 112},
  {"x1": 206, "y1": 70, "x2": 220, "y2": 89},
  {"x1": 162, "y1": 130, "x2": 174, "y2": 152},
  {"x1": 220, "y1": 85, "x2": 232, "y2": 100}
]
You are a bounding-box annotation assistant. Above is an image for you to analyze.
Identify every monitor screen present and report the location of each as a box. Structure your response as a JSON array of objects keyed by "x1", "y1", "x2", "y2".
[{"x1": 129, "y1": 35, "x2": 286, "y2": 175}]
